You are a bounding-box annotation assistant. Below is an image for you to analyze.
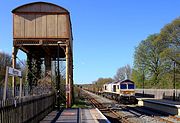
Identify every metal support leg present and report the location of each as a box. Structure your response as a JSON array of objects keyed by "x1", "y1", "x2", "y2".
[{"x1": 27, "y1": 54, "x2": 33, "y2": 93}]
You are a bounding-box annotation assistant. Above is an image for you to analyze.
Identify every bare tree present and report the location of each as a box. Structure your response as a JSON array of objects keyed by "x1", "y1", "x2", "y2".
[
  {"x1": 124, "y1": 64, "x2": 132, "y2": 79},
  {"x1": 114, "y1": 64, "x2": 132, "y2": 81},
  {"x1": 114, "y1": 67, "x2": 125, "y2": 81},
  {"x1": 0, "y1": 52, "x2": 11, "y2": 86}
]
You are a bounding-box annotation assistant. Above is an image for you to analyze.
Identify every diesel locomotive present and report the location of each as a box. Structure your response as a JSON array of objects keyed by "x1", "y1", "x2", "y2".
[{"x1": 103, "y1": 79, "x2": 137, "y2": 103}]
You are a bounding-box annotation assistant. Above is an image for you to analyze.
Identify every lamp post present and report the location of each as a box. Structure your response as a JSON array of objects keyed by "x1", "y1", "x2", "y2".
[
  {"x1": 57, "y1": 41, "x2": 61, "y2": 110},
  {"x1": 173, "y1": 61, "x2": 176, "y2": 101},
  {"x1": 142, "y1": 70, "x2": 145, "y2": 97}
]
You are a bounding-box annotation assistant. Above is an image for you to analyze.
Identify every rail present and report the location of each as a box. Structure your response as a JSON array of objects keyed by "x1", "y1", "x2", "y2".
[
  {"x1": 82, "y1": 90, "x2": 130, "y2": 123},
  {"x1": 0, "y1": 93, "x2": 55, "y2": 123}
]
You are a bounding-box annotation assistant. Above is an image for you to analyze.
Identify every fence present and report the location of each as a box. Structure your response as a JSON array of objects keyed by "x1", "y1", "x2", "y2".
[
  {"x1": 0, "y1": 92, "x2": 55, "y2": 123},
  {"x1": 0, "y1": 86, "x2": 29, "y2": 100},
  {"x1": 136, "y1": 89, "x2": 180, "y2": 101},
  {"x1": 0, "y1": 85, "x2": 53, "y2": 100}
]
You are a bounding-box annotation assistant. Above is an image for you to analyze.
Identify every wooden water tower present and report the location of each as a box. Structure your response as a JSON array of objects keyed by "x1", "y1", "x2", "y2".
[{"x1": 12, "y1": 2, "x2": 73, "y2": 108}]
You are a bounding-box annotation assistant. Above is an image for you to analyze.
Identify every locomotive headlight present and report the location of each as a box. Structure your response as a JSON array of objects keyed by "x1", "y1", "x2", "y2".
[{"x1": 130, "y1": 91, "x2": 135, "y2": 95}]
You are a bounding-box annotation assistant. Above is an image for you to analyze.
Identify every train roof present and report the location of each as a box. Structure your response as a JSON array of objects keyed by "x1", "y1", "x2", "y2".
[
  {"x1": 105, "y1": 81, "x2": 118, "y2": 84},
  {"x1": 120, "y1": 79, "x2": 134, "y2": 84},
  {"x1": 105, "y1": 82, "x2": 112, "y2": 84},
  {"x1": 104, "y1": 79, "x2": 134, "y2": 85}
]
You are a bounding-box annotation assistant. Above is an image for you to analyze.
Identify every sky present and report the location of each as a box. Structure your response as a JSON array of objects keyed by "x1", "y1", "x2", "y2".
[{"x1": 0, "y1": 0, "x2": 180, "y2": 84}]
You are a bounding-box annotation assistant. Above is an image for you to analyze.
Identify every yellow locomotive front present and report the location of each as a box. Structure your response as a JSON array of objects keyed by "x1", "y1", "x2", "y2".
[{"x1": 119, "y1": 79, "x2": 136, "y2": 103}]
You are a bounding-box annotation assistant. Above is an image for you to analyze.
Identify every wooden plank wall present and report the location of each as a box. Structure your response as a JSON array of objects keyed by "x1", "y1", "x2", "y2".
[
  {"x1": 13, "y1": 14, "x2": 69, "y2": 39},
  {"x1": 0, "y1": 93, "x2": 55, "y2": 123}
]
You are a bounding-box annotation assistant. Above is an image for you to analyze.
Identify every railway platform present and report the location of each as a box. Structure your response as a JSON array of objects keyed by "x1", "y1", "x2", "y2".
[
  {"x1": 40, "y1": 108, "x2": 110, "y2": 123},
  {"x1": 137, "y1": 98, "x2": 180, "y2": 116}
]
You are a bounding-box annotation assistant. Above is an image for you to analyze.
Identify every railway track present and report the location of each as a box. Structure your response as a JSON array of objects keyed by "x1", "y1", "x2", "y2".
[
  {"x1": 82, "y1": 90, "x2": 131, "y2": 123},
  {"x1": 81, "y1": 89, "x2": 180, "y2": 123}
]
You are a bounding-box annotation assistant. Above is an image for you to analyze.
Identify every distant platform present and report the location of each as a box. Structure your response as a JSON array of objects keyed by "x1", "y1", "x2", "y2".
[
  {"x1": 137, "y1": 98, "x2": 180, "y2": 116},
  {"x1": 40, "y1": 108, "x2": 110, "y2": 123}
]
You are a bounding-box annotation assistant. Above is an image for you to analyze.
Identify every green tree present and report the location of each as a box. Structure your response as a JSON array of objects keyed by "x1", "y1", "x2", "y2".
[
  {"x1": 94, "y1": 77, "x2": 114, "y2": 91},
  {"x1": 159, "y1": 17, "x2": 180, "y2": 88},
  {"x1": 131, "y1": 69, "x2": 142, "y2": 88},
  {"x1": 134, "y1": 34, "x2": 171, "y2": 88},
  {"x1": 159, "y1": 17, "x2": 180, "y2": 65}
]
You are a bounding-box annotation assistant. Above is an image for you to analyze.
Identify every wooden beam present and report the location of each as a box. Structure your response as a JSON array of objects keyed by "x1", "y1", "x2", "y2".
[
  {"x1": 12, "y1": 47, "x2": 18, "y2": 97},
  {"x1": 3, "y1": 67, "x2": 9, "y2": 101}
]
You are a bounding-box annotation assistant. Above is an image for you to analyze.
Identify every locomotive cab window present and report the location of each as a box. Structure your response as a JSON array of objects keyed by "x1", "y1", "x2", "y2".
[
  {"x1": 120, "y1": 84, "x2": 127, "y2": 89},
  {"x1": 128, "y1": 84, "x2": 134, "y2": 89}
]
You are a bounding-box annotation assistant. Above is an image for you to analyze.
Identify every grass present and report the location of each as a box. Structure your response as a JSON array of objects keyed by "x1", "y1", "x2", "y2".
[
  {"x1": 71, "y1": 98, "x2": 89, "y2": 108},
  {"x1": 71, "y1": 86, "x2": 91, "y2": 108}
]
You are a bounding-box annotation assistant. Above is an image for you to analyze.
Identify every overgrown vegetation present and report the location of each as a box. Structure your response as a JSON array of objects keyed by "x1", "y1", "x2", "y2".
[
  {"x1": 0, "y1": 52, "x2": 27, "y2": 87},
  {"x1": 72, "y1": 85, "x2": 90, "y2": 108}
]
